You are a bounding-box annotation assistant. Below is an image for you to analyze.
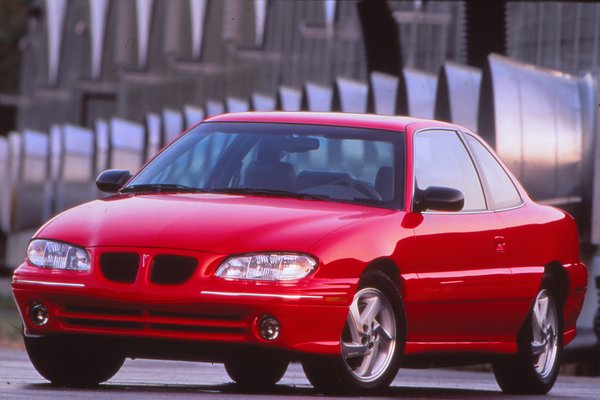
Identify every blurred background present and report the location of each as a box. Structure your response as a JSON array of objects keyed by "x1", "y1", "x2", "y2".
[{"x1": 0, "y1": 0, "x2": 599, "y2": 372}]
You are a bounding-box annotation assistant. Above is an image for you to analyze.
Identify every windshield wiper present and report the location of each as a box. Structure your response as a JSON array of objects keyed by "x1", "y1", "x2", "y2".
[
  {"x1": 120, "y1": 184, "x2": 206, "y2": 194},
  {"x1": 211, "y1": 187, "x2": 330, "y2": 201}
]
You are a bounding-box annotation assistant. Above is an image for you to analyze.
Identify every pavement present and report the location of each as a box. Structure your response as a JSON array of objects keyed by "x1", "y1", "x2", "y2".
[{"x1": 3, "y1": 348, "x2": 600, "y2": 399}]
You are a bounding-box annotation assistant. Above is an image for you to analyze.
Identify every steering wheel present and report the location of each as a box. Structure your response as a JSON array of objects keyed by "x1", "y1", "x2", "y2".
[{"x1": 330, "y1": 179, "x2": 382, "y2": 200}]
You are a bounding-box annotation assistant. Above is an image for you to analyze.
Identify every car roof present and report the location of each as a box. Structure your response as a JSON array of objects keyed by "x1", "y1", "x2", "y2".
[{"x1": 205, "y1": 112, "x2": 460, "y2": 133}]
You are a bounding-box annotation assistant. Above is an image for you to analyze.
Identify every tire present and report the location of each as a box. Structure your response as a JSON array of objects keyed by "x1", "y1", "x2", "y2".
[
  {"x1": 492, "y1": 279, "x2": 562, "y2": 394},
  {"x1": 224, "y1": 352, "x2": 289, "y2": 389},
  {"x1": 302, "y1": 269, "x2": 405, "y2": 394},
  {"x1": 24, "y1": 334, "x2": 125, "y2": 387}
]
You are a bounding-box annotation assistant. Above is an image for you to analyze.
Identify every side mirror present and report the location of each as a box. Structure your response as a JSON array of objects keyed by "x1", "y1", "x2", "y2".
[
  {"x1": 414, "y1": 186, "x2": 464, "y2": 212},
  {"x1": 96, "y1": 169, "x2": 132, "y2": 193}
]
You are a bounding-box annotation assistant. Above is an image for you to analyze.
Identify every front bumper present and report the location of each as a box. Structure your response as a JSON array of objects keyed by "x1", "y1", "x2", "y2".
[{"x1": 12, "y1": 248, "x2": 354, "y2": 357}]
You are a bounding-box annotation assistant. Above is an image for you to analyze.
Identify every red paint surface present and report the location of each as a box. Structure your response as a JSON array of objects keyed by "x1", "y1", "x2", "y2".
[{"x1": 12, "y1": 112, "x2": 586, "y2": 362}]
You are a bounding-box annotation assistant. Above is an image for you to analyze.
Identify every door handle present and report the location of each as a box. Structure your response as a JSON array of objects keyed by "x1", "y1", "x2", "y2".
[{"x1": 494, "y1": 236, "x2": 506, "y2": 253}]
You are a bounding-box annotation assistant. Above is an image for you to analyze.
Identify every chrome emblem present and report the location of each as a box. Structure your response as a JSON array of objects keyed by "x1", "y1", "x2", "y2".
[{"x1": 142, "y1": 254, "x2": 151, "y2": 268}]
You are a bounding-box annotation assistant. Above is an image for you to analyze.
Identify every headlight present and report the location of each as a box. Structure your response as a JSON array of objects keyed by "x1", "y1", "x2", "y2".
[
  {"x1": 27, "y1": 240, "x2": 91, "y2": 272},
  {"x1": 215, "y1": 253, "x2": 317, "y2": 281}
]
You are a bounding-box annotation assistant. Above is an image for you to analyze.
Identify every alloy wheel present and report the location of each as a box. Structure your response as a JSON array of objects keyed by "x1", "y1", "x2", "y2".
[
  {"x1": 341, "y1": 287, "x2": 397, "y2": 382},
  {"x1": 530, "y1": 289, "x2": 558, "y2": 378}
]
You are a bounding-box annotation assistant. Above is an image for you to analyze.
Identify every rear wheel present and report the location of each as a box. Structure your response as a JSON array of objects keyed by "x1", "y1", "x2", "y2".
[
  {"x1": 493, "y1": 282, "x2": 562, "y2": 394},
  {"x1": 24, "y1": 334, "x2": 125, "y2": 387},
  {"x1": 224, "y1": 352, "x2": 288, "y2": 389},
  {"x1": 302, "y1": 269, "x2": 404, "y2": 394}
]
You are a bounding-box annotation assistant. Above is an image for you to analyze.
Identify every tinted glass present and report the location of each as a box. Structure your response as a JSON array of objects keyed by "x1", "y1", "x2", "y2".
[
  {"x1": 414, "y1": 130, "x2": 486, "y2": 211},
  {"x1": 128, "y1": 122, "x2": 404, "y2": 209},
  {"x1": 465, "y1": 134, "x2": 522, "y2": 210}
]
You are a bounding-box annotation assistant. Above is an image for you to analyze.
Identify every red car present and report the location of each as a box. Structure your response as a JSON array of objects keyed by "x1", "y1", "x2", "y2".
[{"x1": 12, "y1": 112, "x2": 587, "y2": 394}]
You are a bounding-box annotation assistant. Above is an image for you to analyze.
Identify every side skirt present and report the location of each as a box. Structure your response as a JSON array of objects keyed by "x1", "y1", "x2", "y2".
[{"x1": 402, "y1": 341, "x2": 517, "y2": 368}]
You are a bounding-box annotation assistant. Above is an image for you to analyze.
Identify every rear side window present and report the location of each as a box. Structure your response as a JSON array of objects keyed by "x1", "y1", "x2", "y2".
[
  {"x1": 464, "y1": 134, "x2": 522, "y2": 210},
  {"x1": 414, "y1": 130, "x2": 486, "y2": 211}
]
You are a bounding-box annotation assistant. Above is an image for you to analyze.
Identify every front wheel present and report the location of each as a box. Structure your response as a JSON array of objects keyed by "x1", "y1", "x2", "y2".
[
  {"x1": 302, "y1": 269, "x2": 404, "y2": 394},
  {"x1": 224, "y1": 352, "x2": 288, "y2": 389},
  {"x1": 493, "y1": 284, "x2": 562, "y2": 394},
  {"x1": 24, "y1": 334, "x2": 125, "y2": 387}
]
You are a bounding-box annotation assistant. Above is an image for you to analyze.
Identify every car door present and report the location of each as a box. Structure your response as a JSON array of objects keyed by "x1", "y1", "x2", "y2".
[
  {"x1": 408, "y1": 128, "x2": 514, "y2": 343},
  {"x1": 462, "y1": 133, "x2": 540, "y2": 334}
]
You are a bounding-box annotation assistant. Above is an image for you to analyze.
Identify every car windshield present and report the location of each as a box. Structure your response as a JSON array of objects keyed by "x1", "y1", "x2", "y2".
[{"x1": 125, "y1": 122, "x2": 405, "y2": 209}]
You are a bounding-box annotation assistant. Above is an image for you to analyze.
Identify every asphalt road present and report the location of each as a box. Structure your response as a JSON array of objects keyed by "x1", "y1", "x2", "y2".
[{"x1": 2, "y1": 349, "x2": 600, "y2": 399}]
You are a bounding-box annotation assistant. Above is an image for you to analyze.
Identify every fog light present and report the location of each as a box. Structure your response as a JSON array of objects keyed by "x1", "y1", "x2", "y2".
[
  {"x1": 29, "y1": 303, "x2": 49, "y2": 327},
  {"x1": 259, "y1": 316, "x2": 280, "y2": 341}
]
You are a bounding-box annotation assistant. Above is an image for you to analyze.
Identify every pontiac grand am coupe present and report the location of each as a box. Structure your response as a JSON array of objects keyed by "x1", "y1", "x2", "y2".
[{"x1": 12, "y1": 112, "x2": 587, "y2": 394}]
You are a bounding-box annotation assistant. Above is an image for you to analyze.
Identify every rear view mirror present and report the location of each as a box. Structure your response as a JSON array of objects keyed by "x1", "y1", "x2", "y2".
[
  {"x1": 280, "y1": 136, "x2": 320, "y2": 153},
  {"x1": 96, "y1": 169, "x2": 132, "y2": 193},
  {"x1": 414, "y1": 186, "x2": 464, "y2": 212}
]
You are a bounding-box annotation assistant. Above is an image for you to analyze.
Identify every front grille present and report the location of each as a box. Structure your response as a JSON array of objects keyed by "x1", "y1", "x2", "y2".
[
  {"x1": 65, "y1": 305, "x2": 142, "y2": 316},
  {"x1": 65, "y1": 318, "x2": 143, "y2": 330},
  {"x1": 100, "y1": 253, "x2": 140, "y2": 283},
  {"x1": 149, "y1": 310, "x2": 242, "y2": 321},
  {"x1": 150, "y1": 255, "x2": 198, "y2": 285},
  {"x1": 150, "y1": 323, "x2": 245, "y2": 334},
  {"x1": 59, "y1": 305, "x2": 247, "y2": 338}
]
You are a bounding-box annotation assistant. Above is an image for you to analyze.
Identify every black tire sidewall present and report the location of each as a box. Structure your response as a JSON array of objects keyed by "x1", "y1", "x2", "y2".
[
  {"x1": 224, "y1": 352, "x2": 289, "y2": 388},
  {"x1": 24, "y1": 334, "x2": 124, "y2": 387},
  {"x1": 493, "y1": 276, "x2": 563, "y2": 394}
]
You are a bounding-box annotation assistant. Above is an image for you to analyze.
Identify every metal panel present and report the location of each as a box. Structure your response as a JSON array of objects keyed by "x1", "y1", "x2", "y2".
[
  {"x1": 63, "y1": 125, "x2": 95, "y2": 158},
  {"x1": 135, "y1": 0, "x2": 154, "y2": 69},
  {"x1": 277, "y1": 86, "x2": 302, "y2": 111},
  {"x1": 49, "y1": 125, "x2": 62, "y2": 182},
  {"x1": 183, "y1": 105, "x2": 205, "y2": 128},
  {"x1": 324, "y1": 0, "x2": 337, "y2": 37},
  {"x1": 162, "y1": 108, "x2": 184, "y2": 145},
  {"x1": 145, "y1": 113, "x2": 161, "y2": 160},
  {"x1": 507, "y1": 2, "x2": 600, "y2": 76},
  {"x1": 189, "y1": 0, "x2": 208, "y2": 59},
  {"x1": 20, "y1": 130, "x2": 48, "y2": 183},
  {"x1": 368, "y1": 71, "x2": 404, "y2": 116},
  {"x1": 403, "y1": 68, "x2": 437, "y2": 119},
  {"x1": 479, "y1": 54, "x2": 588, "y2": 215},
  {"x1": 302, "y1": 82, "x2": 333, "y2": 112},
  {"x1": 50, "y1": 124, "x2": 96, "y2": 213},
  {"x1": 584, "y1": 74, "x2": 600, "y2": 245},
  {"x1": 0, "y1": 133, "x2": 19, "y2": 233},
  {"x1": 45, "y1": 0, "x2": 68, "y2": 84},
  {"x1": 95, "y1": 119, "x2": 109, "y2": 176},
  {"x1": 109, "y1": 118, "x2": 145, "y2": 172},
  {"x1": 226, "y1": 97, "x2": 250, "y2": 113},
  {"x1": 254, "y1": 0, "x2": 268, "y2": 46},
  {"x1": 50, "y1": 121, "x2": 93, "y2": 182},
  {"x1": 0, "y1": 137, "x2": 8, "y2": 233},
  {"x1": 434, "y1": 61, "x2": 481, "y2": 132},
  {"x1": 0, "y1": 137, "x2": 7, "y2": 183},
  {"x1": 205, "y1": 100, "x2": 225, "y2": 117},
  {"x1": 89, "y1": 0, "x2": 110, "y2": 79},
  {"x1": 18, "y1": 0, "x2": 373, "y2": 133},
  {"x1": 332, "y1": 77, "x2": 368, "y2": 113},
  {"x1": 5, "y1": 130, "x2": 51, "y2": 231},
  {"x1": 251, "y1": 93, "x2": 276, "y2": 111}
]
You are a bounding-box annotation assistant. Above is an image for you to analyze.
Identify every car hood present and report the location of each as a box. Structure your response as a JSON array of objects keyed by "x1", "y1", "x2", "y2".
[{"x1": 37, "y1": 193, "x2": 393, "y2": 254}]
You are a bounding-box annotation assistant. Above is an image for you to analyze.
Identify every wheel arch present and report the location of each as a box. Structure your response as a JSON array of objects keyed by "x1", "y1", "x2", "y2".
[
  {"x1": 362, "y1": 257, "x2": 404, "y2": 294},
  {"x1": 543, "y1": 261, "x2": 569, "y2": 308}
]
